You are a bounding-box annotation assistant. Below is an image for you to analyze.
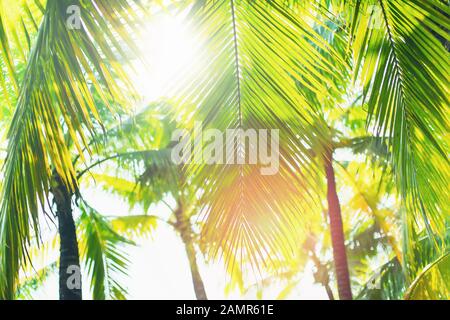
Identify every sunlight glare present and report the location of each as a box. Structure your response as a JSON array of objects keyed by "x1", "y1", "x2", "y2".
[{"x1": 134, "y1": 11, "x2": 197, "y2": 104}]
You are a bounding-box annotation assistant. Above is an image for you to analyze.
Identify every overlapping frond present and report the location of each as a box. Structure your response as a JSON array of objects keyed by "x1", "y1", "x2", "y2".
[
  {"x1": 13, "y1": 209, "x2": 157, "y2": 299},
  {"x1": 336, "y1": 161, "x2": 400, "y2": 260},
  {"x1": 0, "y1": 0, "x2": 44, "y2": 103},
  {"x1": 78, "y1": 103, "x2": 179, "y2": 211}
]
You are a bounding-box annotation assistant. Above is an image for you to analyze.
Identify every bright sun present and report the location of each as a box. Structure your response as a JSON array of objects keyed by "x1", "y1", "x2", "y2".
[{"x1": 133, "y1": 10, "x2": 197, "y2": 104}]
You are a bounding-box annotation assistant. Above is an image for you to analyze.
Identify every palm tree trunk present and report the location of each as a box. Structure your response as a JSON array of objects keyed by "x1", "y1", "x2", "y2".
[
  {"x1": 183, "y1": 237, "x2": 208, "y2": 300},
  {"x1": 174, "y1": 202, "x2": 207, "y2": 300},
  {"x1": 53, "y1": 174, "x2": 82, "y2": 300},
  {"x1": 324, "y1": 151, "x2": 353, "y2": 300}
]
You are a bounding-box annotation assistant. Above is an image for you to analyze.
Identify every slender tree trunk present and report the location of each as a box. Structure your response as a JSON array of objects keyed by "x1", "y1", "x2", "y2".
[
  {"x1": 52, "y1": 174, "x2": 82, "y2": 300},
  {"x1": 183, "y1": 237, "x2": 208, "y2": 300},
  {"x1": 174, "y1": 201, "x2": 207, "y2": 300},
  {"x1": 324, "y1": 151, "x2": 353, "y2": 300}
]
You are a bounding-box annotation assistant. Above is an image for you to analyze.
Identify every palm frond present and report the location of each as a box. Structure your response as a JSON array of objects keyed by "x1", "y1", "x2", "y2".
[
  {"x1": 350, "y1": 0, "x2": 450, "y2": 267},
  {"x1": 0, "y1": 0, "x2": 147, "y2": 299},
  {"x1": 78, "y1": 201, "x2": 134, "y2": 300},
  {"x1": 110, "y1": 215, "x2": 159, "y2": 241},
  {"x1": 357, "y1": 227, "x2": 450, "y2": 299},
  {"x1": 166, "y1": 0, "x2": 346, "y2": 274},
  {"x1": 405, "y1": 251, "x2": 450, "y2": 300},
  {"x1": 0, "y1": 0, "x2": 44, "y2": 99},
  {"x1": 15, "y1": 262, "x2": 57, "y2": 300}
]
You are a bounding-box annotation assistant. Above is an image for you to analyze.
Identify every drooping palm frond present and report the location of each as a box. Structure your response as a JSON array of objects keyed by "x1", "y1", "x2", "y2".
[
  {"x1": 14, "y1": 209, "x2": 158, "y2": 300},
  {"x1": 349, "y1": 0, "x2": 450, "y2": 267},
  {"x1": 165, "y1": 0, "x2": 349, "y2": 275},
  {"x1": 78, "y1": 201, "x2": 134, "y2": 300},
  {"x1": 77, "y1": 102, "x2": 177, "y2": 163},
  {"x1": 0, "y1": 0, "x2": 148, "y2": 299},
  {"x1": 0, "y1": 0, "x2": 44, "y2": 102},
  {"x1": 85, "y1": 167, "x2": 173, "y2": 214},
  {"x1": 356, "y1": 257, "x2": 405, "y2": 300}
]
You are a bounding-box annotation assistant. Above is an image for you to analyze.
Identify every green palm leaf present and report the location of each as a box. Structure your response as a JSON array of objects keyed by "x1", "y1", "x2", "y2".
[
  {"x1": 110, "y1": 215, "x2": 159, "y2": 241},
  {"x1": 0, "y1": 0, "x2": 147, "y2": 299},
  {"x1": 167, "y1": 0, "x2": 346, "y2": 273},
  {"x1": 78, "y1": 201, "x2": 134, "y2": 300},
  {"x1": 357, "y1": 227, "x2": 450, "y2": 299},
  {"x1": 0, "y1": 0, "x2": 44, "y2": 99},
  {"x1": 350, "y1": 0, "x2": 450, "y2": 265},
  {"x1": 405, "y1": 251, "x2": 450, "y2": 300}
]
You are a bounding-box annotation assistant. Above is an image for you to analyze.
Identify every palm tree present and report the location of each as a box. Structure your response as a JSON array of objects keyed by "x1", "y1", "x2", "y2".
[
  {"x1": 0, "y1": 0, "x2": 150, "y2": 299},
  {"x1": 12, "y1": 101, "x2": 208, "y2": 300},
  {"x1": 0, "y1": 0, "x2": 448, "y2": 300},
  {"x1": 163, "y1": 0, "x2": 448, "y2": 299},
  {"x1": 78, "y1": 103, "x2": 209, "y2": 299},
  {"x1": 15, "y1": 198, "x2": 138, "y2": 300},
  {"x1": 9, "y1": 107, "x2": 165, "y2": 300}
]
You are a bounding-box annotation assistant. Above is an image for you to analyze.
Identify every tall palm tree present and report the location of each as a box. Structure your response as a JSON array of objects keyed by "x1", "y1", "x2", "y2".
[
  {"x1": 0, "y1": 0, "x2": 448, "y2": 300},
  {"x1": 0, "y1": 0, "x2": 149, "y2": 299}
]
